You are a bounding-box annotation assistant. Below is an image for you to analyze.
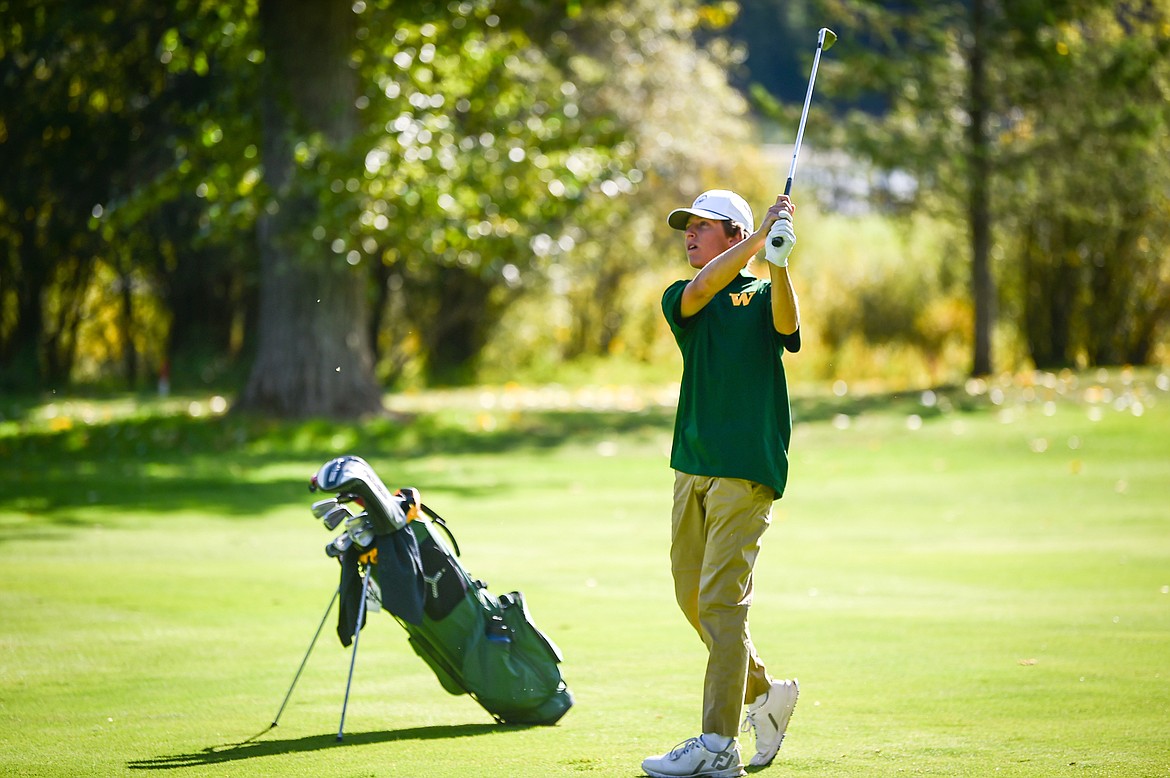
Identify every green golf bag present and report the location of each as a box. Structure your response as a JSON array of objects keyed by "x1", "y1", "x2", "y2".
[{"x1": 315, "y1": 456, "x2": 573, "y2": 726}]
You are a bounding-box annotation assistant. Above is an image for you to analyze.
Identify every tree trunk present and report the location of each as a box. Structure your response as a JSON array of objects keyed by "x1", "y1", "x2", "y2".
[
  {"x1": 968, "y1": 0, "x2": 994, "y2": 377},
  {"x1": 118, "y1": 260, "x2": 139, "y2": 389},
  {"x1": 237, "y1": 0, "x2": 383, "y2": 418},
  {"x1": 5, "y1": 221, "x2": 47, "y2": 386},
  {"x1": 1022, "y1": 220, "x2": 1077, "y2": 369},
  {"x1": 42, "y1": 255, "x2": 93, "y2": 386}
]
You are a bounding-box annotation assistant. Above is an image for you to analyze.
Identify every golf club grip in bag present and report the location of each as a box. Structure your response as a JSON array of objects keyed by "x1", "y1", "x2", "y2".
[{"x1": 317, "y1": 457, "x2": 573, "y2": 726}]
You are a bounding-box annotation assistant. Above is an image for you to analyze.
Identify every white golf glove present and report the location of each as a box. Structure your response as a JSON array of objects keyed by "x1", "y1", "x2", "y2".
[{"x1": 765, "y1": 215, "x2": 797, "y2": 267}]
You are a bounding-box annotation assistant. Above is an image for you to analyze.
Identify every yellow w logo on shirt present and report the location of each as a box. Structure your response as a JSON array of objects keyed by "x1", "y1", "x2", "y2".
[{"x1": 729, "y1": 291, "x2": 755, "y2": 306}]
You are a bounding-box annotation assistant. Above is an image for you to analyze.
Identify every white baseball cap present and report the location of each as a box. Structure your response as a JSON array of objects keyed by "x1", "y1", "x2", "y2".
[{"x1": 667, "y1": 189, "x2": 754, "y2": 233}]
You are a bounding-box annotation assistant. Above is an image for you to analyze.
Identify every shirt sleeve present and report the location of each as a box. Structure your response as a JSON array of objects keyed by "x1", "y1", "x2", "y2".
[
  {"x1": 661, "y1": 280, "x2": 691, "y2": 339},
  {"x1": 781, "y1": 328, "x2": 801, "y2": 353}
]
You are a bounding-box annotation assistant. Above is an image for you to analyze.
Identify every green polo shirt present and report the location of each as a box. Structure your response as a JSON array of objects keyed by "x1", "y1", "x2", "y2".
[{"x1": 662, "y1": 272, "x2": 801, "y2": 499}]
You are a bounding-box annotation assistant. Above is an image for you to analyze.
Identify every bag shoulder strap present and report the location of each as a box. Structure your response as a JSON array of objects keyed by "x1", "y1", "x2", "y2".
[{"x1": 421, "y1": 503, "x2": 461, "y2": 557}]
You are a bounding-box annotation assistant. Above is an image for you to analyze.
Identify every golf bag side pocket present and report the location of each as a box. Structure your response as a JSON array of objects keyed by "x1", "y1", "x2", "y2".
[
  {"x1": 499, "y1": 591, "x2": 564, "y2": 663},
  {"x1": 459, "y1": 586, "x2": 572, "y2": 725}
]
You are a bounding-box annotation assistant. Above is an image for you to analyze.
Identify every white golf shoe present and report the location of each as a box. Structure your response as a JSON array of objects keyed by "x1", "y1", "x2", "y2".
[
  {"x1": 740, "y1": 678, "x2": 799, "y2": 767},
  {"x1": 641, "y1": 735, "x2": 745, "y2": 778}
]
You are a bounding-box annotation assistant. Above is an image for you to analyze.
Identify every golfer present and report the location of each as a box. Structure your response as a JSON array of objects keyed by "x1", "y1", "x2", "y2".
[{"x1": 642, "y1": 189, "x2": 801, "y2": 778}]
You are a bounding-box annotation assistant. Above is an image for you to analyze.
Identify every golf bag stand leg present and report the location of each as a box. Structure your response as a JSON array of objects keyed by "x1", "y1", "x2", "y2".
[
  {"x1": 337, "y1": 566, "x2": 374, "y2": 742},
  {"x1": 239, "y1": 586, "x2": 340, "y2": 746},
  {"x1": 273, "y1": 587, "x2": 340, "y2": 726}
]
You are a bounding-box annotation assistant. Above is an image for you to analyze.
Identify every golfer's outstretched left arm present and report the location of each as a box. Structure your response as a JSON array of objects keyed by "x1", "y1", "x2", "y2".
[
  {"x1": 759, "y1": 195, "x2": 799, "y2": 335},
  {"x1": 769, "y1": 263, "x2": 799, "y2": 335}
]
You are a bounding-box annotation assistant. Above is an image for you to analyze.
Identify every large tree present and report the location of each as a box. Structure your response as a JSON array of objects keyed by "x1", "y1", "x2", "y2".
[
  {"x1": 235, "y1": 0, "x2": 383, "y2": 417},
  {"x1": 813, "y1": 0, "x2": 1009, "y2": 376}
]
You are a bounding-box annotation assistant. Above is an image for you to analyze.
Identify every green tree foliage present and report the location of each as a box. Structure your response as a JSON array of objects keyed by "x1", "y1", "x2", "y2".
[
  {"x1": 1, "y1": 1, "x2": 164, "y2": 386},
  {"x1": 0, "y1": 0, "x2": 263, "y2": 390},
  {"x1": 5, "y1": 0, "x2": 759, "y2": 403},
  {"x1": 998, "y1": 4, "x2": 1170, "y2": 368},
  {"x1": 350, "y1": 0, "x2": 760, "y2": 384},
  {"x1": 7, "y1": 0, "x2": 1167, "y2": 403},
  {"x1": 805, "y1": 0, "x2": 1008, "y2": 376},
  {"x1": 351, "y1": 0, "x2": 637, "y2": 385},
  {"x1": 2, "y1": 0, "x2": 640, "y2": 398},
  {"x1": 803, "y1": 0, "x2": 1170, "y2": 371},
  {"x1": 509, "y1": 0, "x2": 764, "y2": 366}
]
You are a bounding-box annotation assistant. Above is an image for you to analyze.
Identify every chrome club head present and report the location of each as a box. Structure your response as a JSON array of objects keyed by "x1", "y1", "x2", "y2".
[
  {"x1": 820, "y1": 27, "x2": 837, "y2": 51},
  {"x1": 345, "y1": 512, "x2": 376, "y2": 548},
  {"x1": 325, "y1": 532, "x2": 352, "y2": 558},
  {"x1": 321, "y1": 505, "x2": 352, "y2": 531},
  {"x1": 311, "y1": 497, "x2": 340, "y2": 518}
]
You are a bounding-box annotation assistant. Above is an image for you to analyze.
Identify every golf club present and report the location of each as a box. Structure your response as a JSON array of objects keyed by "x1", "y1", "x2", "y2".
[
  {"x1": 344, "y1": 511, "x2": 376, "y2": 547},
  {"x1": 773, "y1": 26, "x2": 837, "y2": 248},
  {"x1": 311, "y1": 497, "x2": 340, "y2": 518},
  {"x1": 321, "y1": 504, "x2": 352, "y2": 531},
  {"x1": 326, "y1": 531, "x2": 353, "y2": 558},
  {"x1": 337, "y1": 567, "x2": 374, "y2": 741}
]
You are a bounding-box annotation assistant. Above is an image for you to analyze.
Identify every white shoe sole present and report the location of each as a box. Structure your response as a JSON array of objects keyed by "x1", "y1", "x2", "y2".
[{"x1": 642, "y1": 767, "x2": 745, "y2": 778}]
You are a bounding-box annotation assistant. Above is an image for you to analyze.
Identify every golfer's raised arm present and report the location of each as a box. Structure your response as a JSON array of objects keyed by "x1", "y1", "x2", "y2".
[{"x1": 680, "y1": 232, "x2": 767, "y2": 318}]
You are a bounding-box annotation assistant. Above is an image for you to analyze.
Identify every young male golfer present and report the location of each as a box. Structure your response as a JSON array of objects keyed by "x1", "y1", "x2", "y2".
[{"x1": 642, "y1": 190, "x2": 801, "y2": 778}]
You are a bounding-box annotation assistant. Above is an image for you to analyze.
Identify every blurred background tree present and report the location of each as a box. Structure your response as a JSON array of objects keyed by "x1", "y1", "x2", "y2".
[
  {"x1": 998, "y1": 4, "x2": 1170, "y2": 368},
  {"x1": 234, "y1": 0, "x2": 385, "y2": 417},
  {"x1": 803, "y1": 0, "x2": 1170, "y2": 375},
  {"x1": 1, "y1": 0, "x2": 262, "y2": 392},
  {"x1": 2, "y1": 0, "x2": 1167, "y2": 414}
]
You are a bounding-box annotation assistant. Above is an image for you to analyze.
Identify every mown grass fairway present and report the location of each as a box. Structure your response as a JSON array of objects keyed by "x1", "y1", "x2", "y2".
[{"x1": 2, "y1": 371, "x2": 1169, "y2": 777}]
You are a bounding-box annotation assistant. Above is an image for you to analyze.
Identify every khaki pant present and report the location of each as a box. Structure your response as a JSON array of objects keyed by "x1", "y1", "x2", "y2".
[{"x1": 671, "y1": 473, "x2": 775, "y2": 737}]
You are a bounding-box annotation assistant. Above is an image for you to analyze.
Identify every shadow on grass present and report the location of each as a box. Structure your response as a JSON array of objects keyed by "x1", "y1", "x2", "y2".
[
  {"x1": 0, "y1": 407, "x2": 677, "y2": 535},
  {"x1": 0, "y1": 386, "x2": 973, "y2": 541},
  {"x1": 126, "y1": 722, "x2": 516, "y2": 770},
  {"x1": 1, "y1": 404, "x2": 679, "y2": 462},
  {"x1": 0, "y1": 389, "x2": 953, "y2": 466}
]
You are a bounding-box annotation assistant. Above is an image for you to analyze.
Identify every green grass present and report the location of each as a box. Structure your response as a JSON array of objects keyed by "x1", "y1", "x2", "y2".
[{"x1": 1, "y1": 370, "x2": 1169, "y2": 777}]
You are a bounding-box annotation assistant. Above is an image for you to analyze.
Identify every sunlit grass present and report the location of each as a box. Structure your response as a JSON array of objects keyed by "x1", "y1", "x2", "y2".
[{"x1": 1, "y1": 369, "x2": 1168, "y2": 776}]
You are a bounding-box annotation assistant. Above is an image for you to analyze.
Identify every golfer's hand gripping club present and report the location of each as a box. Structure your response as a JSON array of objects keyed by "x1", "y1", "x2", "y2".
[{"x1": 765, "y1": 214, "x2": 797, "y2": 267}]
